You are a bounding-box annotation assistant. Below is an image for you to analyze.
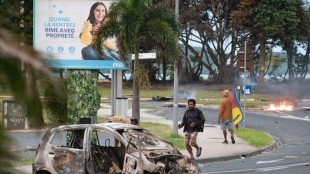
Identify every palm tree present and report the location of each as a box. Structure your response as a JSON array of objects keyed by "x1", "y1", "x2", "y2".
[
  {"x1": 95, "y1": 0, "x2": 180, "y2": 122},
  {"x1": 0, "y1": 27, "x2": 55, "y2": 174}
]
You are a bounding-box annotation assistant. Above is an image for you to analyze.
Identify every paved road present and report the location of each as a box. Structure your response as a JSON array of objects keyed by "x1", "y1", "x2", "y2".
[{"x1": 152, "y1": 101, "x2": 310, "y2": 174}]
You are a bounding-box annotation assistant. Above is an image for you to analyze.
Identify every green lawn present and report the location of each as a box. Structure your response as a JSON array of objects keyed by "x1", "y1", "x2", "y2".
[
  {"x1": 140, "y1": 122, "x2": 273, "y2": 150},
  {"x1": 11, "y1": 158, "x2": 33, "y2": 167},
  {"x1": 234, "y1": 127, "x2": 273, "y2": 148},
  {"x1": 140, "y1": 122, "x2": 185, "y2": 150}
]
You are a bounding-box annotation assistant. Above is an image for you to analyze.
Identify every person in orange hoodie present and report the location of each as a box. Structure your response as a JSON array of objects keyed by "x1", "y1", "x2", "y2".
[{"x1": 218, "y1": 90, "x2": 235, "y2": 144}]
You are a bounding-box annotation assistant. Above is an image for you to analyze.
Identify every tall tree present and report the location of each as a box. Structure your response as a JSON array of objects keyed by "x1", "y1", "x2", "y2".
[
  {"x1": 282, "y1": 0, "x2": 308, "y2": 82},
  {"x1": 291, "y1": 3, "x2": 310, "y2": 81},
  {"x1": 95, "y1": 0, "x2": 180, "y2": 121},
  {"x1": 158, "y1": 0, "x2": 240, "y2": 84},
  {"x1": 231, "y1": 0, "x2": 303, "y2": 85}
]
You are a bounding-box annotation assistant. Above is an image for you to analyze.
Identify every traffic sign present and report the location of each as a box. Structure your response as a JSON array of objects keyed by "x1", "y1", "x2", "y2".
[
  {"x1": 237, "y1": 58, "x2": 254, "y2": 72},
  {"x1": 242, "y1": 85, "x2": 251, "y2": 95},
  {"x1": 236, "y1": 42, "x2": 254, "y2": 72},
  {"x1": 131, "y1": 53, "x2": 156, "y2": 60}
]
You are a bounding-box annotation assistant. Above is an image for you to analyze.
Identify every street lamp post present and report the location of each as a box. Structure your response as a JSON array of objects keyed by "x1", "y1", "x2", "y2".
[
  {"x1": 243, "y1": 42, "x2": 247, "y2": 128},
  {"x1": 173, "y1": 0, "x2": 179, "y2": 134}
]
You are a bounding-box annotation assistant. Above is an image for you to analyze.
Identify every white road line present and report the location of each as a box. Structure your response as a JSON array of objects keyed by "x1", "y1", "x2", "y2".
[
  {"x1": 204, "y1": 168, "x2": 254, "y2": 174},
  {"x1": 256, "y1": 159, "x2": 284, "y2": 164},
  {"x1": 255, "y1": 165, "x2": 288, "y2": 171},
  {"x1": 205, "y1": 162, "x2": 310, "y2": 174},
  {"x1": 248, "y1": 111, "x2": 310, "y2": 122},
  {"x1": 286, "y1": 156, "x2": 297, "y2": 159}
]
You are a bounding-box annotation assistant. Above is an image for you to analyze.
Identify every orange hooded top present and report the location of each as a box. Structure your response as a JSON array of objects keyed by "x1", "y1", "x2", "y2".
[{"x1": 218, "y1": 90, "x2": 232, "y2": 121}]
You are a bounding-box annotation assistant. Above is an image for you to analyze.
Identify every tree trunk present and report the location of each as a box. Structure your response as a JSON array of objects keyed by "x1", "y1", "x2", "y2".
[
  {"x1": 217, "y1": 65, "x2": 235, "y2": 84},
  {"x1": 13, "y1": 0, "x2": 20, "y2": 32},
  {"x1": 132, "y1": 45, "x2": 140, "y2": 123},
  {"x1": 23, "y1": 0, "x2": 33, "y2": 45},
  {"x1": 162, "y1": 53, "x2": 167, "y2": 81},
  {"x1": 287, "y1": 44, "x2": 294, "y2": 82},
  {"x1": 258, "y1": 39, "x2": 266, "y2": 85}
]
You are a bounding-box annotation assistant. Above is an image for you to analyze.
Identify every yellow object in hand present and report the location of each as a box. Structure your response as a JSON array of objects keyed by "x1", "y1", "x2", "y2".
[
  {"x1": 82, "y1": 20, "x2": 92, "y2": 33},
  {"x1": 80, "y1": 20, "x2": 93, "y2": 45}
]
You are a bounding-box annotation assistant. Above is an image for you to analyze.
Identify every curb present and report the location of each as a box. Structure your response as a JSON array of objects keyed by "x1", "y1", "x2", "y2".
[{"x1": 195, "y1": 134, "x2": 284, "y2": 163}]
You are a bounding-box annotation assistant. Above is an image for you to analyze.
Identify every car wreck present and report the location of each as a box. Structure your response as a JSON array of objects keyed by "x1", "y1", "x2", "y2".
[{"x1": 32, "y1": 123, "x2": 200, "y2": 174}]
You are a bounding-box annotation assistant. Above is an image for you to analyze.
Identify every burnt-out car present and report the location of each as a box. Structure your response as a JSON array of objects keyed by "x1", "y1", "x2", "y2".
[{"x1": 32, "y1": 123, "x2": 200, "y2": 174}]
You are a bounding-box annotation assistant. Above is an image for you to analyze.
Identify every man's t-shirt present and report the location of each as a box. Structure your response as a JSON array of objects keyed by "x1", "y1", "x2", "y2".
[{"x1": 184, "y1": 108, "x2": 205, "y2": 133}]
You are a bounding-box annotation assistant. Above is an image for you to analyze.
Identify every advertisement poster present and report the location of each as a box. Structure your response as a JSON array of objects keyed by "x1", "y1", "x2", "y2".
[{"x1": 34, "y1": 0, "x2": 125, "y2": 69}]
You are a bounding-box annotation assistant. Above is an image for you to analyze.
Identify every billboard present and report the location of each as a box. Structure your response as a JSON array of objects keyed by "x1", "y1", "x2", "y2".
[{"x1": 34, "y1": 0, "x2": 126, "y2": 69}]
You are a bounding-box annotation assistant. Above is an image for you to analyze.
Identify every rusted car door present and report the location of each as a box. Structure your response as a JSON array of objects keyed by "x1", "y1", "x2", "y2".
[
  {"x1": 122, "y1": 132, "x2": 144, "y2": 174},
  {"x1": 47, "y1": 129, "x2": 86, "y2": 173},
  {"x1": 85, "y1": 127, "x2": 130, "y2": 174},
  {"x1": 122, "y1": 154, "x2": 144, "y2": 174}
]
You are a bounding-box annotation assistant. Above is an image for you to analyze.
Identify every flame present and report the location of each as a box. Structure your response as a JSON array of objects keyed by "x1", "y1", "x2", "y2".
[{"x1": 266, "y1": 101, "x2": 294, "y2": 111}]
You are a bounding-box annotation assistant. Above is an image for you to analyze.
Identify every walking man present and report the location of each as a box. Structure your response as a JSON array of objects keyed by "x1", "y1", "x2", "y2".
[
  {"x1": 178, "y1": 99, "x2": 205, "y2": 159},
  {"x1": 218, "y1": 90, "x2": 235, "y2": 144}
]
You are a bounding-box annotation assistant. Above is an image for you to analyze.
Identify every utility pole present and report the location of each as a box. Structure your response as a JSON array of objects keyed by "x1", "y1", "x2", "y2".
[
  {"x1": 173, "y1": 0, "x2": 179, "y2": 134},
  {"x1": 243, "y1": 42, "x2": 247, "y2": 128},
  {"x1": 237, "y1": 42, "x2": 253, "y2": 128}
]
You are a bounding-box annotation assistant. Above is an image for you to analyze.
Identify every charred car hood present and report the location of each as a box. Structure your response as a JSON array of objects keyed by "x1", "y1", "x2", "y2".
[{"x1": 123, "y1": 129, "x2": 200, "y2": 173}]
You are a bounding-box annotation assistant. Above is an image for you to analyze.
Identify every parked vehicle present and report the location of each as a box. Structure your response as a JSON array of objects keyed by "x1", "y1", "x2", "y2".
[{"x1": 32, "y1": 123, "x2": 200, "y2": 174}]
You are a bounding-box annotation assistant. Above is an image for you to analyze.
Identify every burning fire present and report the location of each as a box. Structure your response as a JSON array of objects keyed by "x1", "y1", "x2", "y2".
[{"x1": 266, "y1": 101, "x2": 294, "y2": 111}]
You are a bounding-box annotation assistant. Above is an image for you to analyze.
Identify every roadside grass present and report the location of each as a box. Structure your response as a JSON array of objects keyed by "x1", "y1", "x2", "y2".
[
  {"x1": 97, "y1": 117, "x2": 108, "y2": 123},
  {"x1": 140, "y1": 122, "x2": 185, "y2": 150},
  {"x1": 98, "y1": 87, "x2": 271, "y2": 101},
  {"x1": 99, "y1": 89, "x2": 174, "y2": 99},
  {"x1": 127, "y1": 104, "x2": 158, "y2": 109},
  {"x1": 0, "y1": 101, "x2": 2, "y2": 124},
  {"x1": 240, "y1": 100, "x2": 268, "y2": 108},
  {"x1": 234, "y1": 127, "x2": 273, "y2": 148},
  {"x1": 179, "y1": 99, "x2": 268, "y2": 108},
  {"x1": 180, "y1": 99, "x2": 221, "y2": 105},
  {"x1": 11, "y1": 158, "x2": 33, "y2": 167}
]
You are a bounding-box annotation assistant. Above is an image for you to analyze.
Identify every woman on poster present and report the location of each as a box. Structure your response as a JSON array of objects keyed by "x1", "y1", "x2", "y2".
[{"x1": 80, "y1": 2, "x2": 119, "y2": 60}]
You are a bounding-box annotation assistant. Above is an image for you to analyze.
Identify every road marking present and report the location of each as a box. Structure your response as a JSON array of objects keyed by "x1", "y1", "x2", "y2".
[
  {"x1": 248, "y1": 111, "x2": 310, "y2": 122},
  {"x1": 205, "y1": 162, "x2": 310, "y2": 174},
  {"x1": 256, "y1": 159, "x2": 283, "y2": 164},
  {"x1": 205, "y1": 168, "x2": 253, "y2": 174},
  {"x1": 255, "y1": 165, "x2": 288, "y2": 171}
]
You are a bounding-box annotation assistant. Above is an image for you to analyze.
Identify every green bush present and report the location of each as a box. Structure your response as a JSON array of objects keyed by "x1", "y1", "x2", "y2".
[{"x1": 67, "y1": 70, "x2": 100, "y2": 124}]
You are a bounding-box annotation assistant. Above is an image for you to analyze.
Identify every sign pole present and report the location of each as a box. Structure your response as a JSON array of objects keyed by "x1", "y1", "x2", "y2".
[
  {"x1": 172, "y1": 0, "x2": 179, "y2": 135},
  {"x1": 243, "y1": 42, "x2": 247, "y2": 128}
]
